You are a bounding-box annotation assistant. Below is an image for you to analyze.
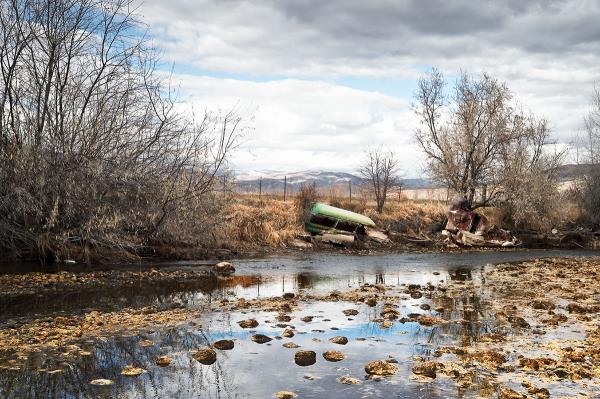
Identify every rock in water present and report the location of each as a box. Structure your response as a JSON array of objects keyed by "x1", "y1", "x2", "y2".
[
  {"x1": 238, "y1": 318, "x2": 259, "y2": 328},
  {"x1": 338, "y1": 375, "x2": 361, "y2": 385},
  {"x1": 213, "y1": 339, "x2": 234, "y2": 350},
  {"x1": 121, "y1": 366, "x2": 146, "y2": 377},
  {"x1": 329, "y1": 336, "x2": 348, "y2": 345},
  {"x1": 301, "y1": 316, "x2": 313, "y2": 322},
  {"x1": 366, "y1": 298, "x2": 377, "y2": 307},
  {"x1": 412, "y1": 361, "x2": 438, "y2": 378},
  {"x1": 381, "y1": 308, "x2": 400, "y2": 320},
  {"x1": 275, "y1": 391, "x2": 297, "y2": 399},
  {"x1": 155, "y1": 356, "x2": 172, "y2": 367},
  {"x1": 90, "y1": 379, "x2": 114, "y2": 386},
  {"x1": 531, "y1": 300, "x2": 555, "y2": 310},
  {"x1": 323, "y1": 350, "x2": 345, "y2": 362},
  {"x1": 212, "y1": 262, "x2": 235, "y2": 275},
  {"x1": 380, "y1": 320, "x2": 393, "y2": 328},
  {"x1": 282, "y1": 292, "x2": 295, "y2": 300},
  {"x1": 251, "y1": 334, "x2": 272, "y2": 344},
  {"x1": 279, "y1": 303, "x2": 292, "y2": 313},
  {"x1": 283, "y1": 342, "x2": 300, "y2": 348},
  {"x1": 295, "y1": 350, "x2": 317, "y2": 366},
  {"x1": 193, "y1": 348, "x2": 217, "y2": 365},
  {"x1": 342, "y1": 309, "x2": 359, "y2": 316},
  {"x1": 364, "y1": 360, "x2": 398, "y2": 376},
  {"x1": 498, "y1": 387, "x2": 527, "y2": 399},
  {"x1": 507, "y1": 316, "x2": 530, "y2": 328},
  {"x1": 277, "y1": 314, "x2": 292, "y2": 322},
  {"x1": 416, "y1": 315, "x2": 438, "y2": 326},
  {"x1": 282, "y1": 328, "x2": 295, "y2": 338}
]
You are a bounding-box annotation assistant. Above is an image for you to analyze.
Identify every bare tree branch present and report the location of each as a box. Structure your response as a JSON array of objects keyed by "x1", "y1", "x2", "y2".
[{"x1": 358, "y1": 148, "x2": 400, "y2": 213}]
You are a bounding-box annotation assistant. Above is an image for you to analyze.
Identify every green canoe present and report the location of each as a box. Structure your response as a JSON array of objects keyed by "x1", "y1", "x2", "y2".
[{"x1": 305, "y1": 202, "x2": 375, "y2": 234}]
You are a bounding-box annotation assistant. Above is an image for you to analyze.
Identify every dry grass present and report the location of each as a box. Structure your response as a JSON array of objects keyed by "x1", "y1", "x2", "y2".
[
  {"x1": 330, "y1": 196, "x2": 448, "y2": 232},
  {"x1": 365, "y1": 200, "x2": 447, "y2": 235},
  {"x1": 369, "y1": 201, "x2": 446, "y2": 225},
  {"x1": 222, "y1": 197, "x2": 303, "y2": 248},
  {"x1": 215, "y1": 192, "x2": 585, "y2": 251},
  {"x1": 226, "y1": 194, "x2": 450, "y2": 246}
]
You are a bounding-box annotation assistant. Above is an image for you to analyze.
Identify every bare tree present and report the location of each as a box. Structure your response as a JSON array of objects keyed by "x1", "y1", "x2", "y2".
[
  {"x1": 583, "y1": 83, "x2": 600, "y2": 164},
  {"x1": 581, "y1": 83, "x2": 600, "y2": 226},
  {"x1": 0, "y1": 0, "x2": 242, "y2": 261},
  {"x1": 414, "y1": 69, "x2": 562, "y2": 220},
  {"x1": 414, "y1": 69, "x2": 514, "y2": 207},
  {"x1": 359, "y1": 148, "x2": 399, "y2": 213}
]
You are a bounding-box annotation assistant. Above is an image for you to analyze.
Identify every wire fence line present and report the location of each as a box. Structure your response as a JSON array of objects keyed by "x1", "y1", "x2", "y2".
[
  {"x1": 226, "y1": 175, "x2": 359, "y2": 202},
  {"x1": 214, "y1": 173, "x2": 450, "y2": 203}
]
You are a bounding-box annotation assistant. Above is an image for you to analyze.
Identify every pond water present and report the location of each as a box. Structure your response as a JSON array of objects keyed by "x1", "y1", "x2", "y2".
[{"x1": 1, "y1": 249, "x2": 599, "y2": 398}]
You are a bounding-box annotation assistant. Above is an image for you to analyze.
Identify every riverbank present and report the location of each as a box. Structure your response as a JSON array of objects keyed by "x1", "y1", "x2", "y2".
[
  {"x1": 1, "y1": 252, "x2": 599, "y2": 397},
  {"x1": 4, "y1": 196, "x2": 598, "y2": 265}
]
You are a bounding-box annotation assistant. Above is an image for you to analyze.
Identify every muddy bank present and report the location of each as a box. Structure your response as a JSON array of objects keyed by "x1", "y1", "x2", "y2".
[
  {"x1": 9, "y1": 225, "x2": 599, "y2": 267},
  {"x1": 0, "y1": 268, "x2": 266, "y2": 324},
  {"x1": 0, "y1": 269, "x2": 218, "y2": 297}
]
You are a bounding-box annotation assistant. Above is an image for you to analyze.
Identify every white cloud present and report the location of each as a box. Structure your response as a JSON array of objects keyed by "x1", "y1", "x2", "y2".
[
  {"x1": 137, "y1": 0, "x2": 600, "y2": 173},
  {"x1": 173, "y1": 75, "x2": 423, "y2": 174}
]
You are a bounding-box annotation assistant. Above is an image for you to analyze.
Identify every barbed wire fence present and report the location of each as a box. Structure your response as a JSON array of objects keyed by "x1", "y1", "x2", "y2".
[
  {"x1": 214, "y1": 172, "x2": 451, "y2": 203},
  {"x1": 227, "y1": 176, "x2": 359, "y2": 202}
]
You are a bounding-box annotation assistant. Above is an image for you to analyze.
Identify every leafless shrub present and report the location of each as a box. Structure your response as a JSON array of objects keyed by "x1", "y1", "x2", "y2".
[
  {"x1": 294, "y1": 182, "x2": 318, "y2": 223},
  {"x1": 580, "y1": 169, "x2": 600, "y2": 227},
  {"x1": 500, "y1": 164, "x2": 563, "y2": 231},
  {"x1": 0, "y1": 0, "x2": 242, "y2": 261}
]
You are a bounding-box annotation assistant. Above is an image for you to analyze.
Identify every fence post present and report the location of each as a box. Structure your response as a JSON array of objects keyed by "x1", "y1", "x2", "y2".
[
  {"x1": 349, "y1": 180, "x2": 352, "y2": 202},
  {"x1": 284, "y1": 176, "x2": 287, "y2": 202},
  {"x1": 259, "y1": 177, "x2": 262, "y2": 201}
]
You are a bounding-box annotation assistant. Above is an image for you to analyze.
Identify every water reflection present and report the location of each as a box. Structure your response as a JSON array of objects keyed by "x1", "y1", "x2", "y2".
[
  {"x1": 1, "y1": 298, "x2": 492, "y2": 399},
  {"x1": 0, "y1": 278, "x2": 497, "y2": 396},
  {"x1": 2, "y1": 250, "x2": 600, "y2": 398}
]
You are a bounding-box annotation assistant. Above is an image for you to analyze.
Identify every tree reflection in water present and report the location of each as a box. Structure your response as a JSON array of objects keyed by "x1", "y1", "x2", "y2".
[
  {"x1": 0, "y1": 327, "x2": 243, "y2": 399},
  {"x1": 3, "y1": 252, "x2": 570, "y2": 398}
]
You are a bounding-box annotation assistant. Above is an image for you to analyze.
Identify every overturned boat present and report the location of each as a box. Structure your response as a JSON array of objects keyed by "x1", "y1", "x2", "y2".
[{"x1": 305, "y1": 202, "x2": 375, "y2": 235}]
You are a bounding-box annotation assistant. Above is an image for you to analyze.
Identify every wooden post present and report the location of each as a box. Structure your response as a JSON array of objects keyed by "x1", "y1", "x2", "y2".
[
  {"x1": 284, "y1": 176, "x2": 287, "y2": 202},
  {"x1": 349, "y1": 180, "x2": 352, "y2": 202},
  {"x1": 259, "y1": 177, "x2": 262, "y2": 201}
]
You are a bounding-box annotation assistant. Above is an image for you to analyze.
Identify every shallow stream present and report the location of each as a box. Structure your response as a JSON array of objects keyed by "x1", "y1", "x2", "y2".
[{"x1": 1, "y1": 249, "x2": 599, "y2": 398}]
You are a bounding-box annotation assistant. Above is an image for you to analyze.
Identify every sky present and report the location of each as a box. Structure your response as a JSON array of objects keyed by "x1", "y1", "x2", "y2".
[{"x1": 137, "y1": 0, "x2": 600, "y2": 177}]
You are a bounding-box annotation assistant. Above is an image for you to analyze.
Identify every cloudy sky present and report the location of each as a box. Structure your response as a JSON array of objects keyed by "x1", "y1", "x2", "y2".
[{"x1": 137, "y1": 0, "x2": 600, "y2": 177}]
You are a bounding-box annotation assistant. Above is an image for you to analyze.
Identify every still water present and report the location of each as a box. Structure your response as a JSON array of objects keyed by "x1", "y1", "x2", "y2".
[{"x1": 0, "y1": 249, "x2": 598, "y2": 398}]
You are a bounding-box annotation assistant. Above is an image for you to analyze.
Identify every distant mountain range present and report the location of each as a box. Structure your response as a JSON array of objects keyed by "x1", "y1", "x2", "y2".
[
  {"x1": 232, "y1": 164, "x2": 595, "y2": 193},
  {"x1": 233, "y1": 170, "x2": 438, "y2": 192}
]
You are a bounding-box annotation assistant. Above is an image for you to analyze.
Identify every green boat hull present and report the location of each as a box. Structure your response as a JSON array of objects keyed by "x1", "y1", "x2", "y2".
[{"x1": 304, "y1": 202, "x2": 375, "y2": 234}]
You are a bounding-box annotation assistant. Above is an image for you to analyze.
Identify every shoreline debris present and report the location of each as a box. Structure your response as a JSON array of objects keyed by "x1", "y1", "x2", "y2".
[{"x1": 443, "y1": 196, "x2": 518, "y2": 247}]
